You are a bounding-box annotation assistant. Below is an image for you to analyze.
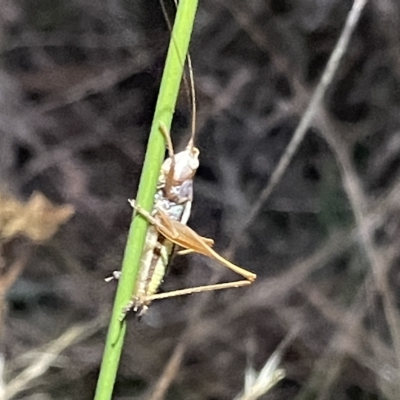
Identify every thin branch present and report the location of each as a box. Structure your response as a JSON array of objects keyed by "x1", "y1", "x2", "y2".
[{"x1": 226, "y1": 0, "x2": 369, "y2": 257}]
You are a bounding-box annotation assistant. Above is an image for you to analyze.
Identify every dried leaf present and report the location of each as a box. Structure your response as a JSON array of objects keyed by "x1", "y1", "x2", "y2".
[{"x1": 0, "y1": 191, "x2": 74, "y2": 242}]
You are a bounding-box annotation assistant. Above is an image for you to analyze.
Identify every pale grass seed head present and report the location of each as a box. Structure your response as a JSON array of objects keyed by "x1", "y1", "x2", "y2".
[{"x1": 234, "y1": 346, "x2": 286, "y2": 400}]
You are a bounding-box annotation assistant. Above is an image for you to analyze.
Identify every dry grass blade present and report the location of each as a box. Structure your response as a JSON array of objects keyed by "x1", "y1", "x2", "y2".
[
  {"x1": 5, "y1": 314, "x2": 107, "y2": 399},
  {"x1": 147, "y1": 342, "x2": 185, "y2": 400}
]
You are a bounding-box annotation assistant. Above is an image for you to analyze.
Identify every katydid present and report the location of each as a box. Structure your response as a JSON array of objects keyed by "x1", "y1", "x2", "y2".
[
  {"x1": 121, "y1": 121, "x2": 255, "y2": 317},
  {"x1": 108, "y1": 23, "x2": 256, "y2": 318}
]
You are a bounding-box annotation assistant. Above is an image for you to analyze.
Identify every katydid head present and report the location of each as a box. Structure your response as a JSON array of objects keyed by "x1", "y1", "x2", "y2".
[{"x1": 161, "y1": 145, "x2": 199, "y2": 184}]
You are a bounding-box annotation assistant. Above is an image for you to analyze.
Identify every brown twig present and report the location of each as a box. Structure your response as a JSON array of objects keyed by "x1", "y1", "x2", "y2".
[
  {"x1": 318, "y1": 107, "x2": 400, "y2": 391},
  {"x1": 226, "y1": 0, "x2": 369, "y2": 258}
]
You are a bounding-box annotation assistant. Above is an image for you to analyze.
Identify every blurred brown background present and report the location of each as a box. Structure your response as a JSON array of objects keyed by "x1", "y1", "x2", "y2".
[{"x1": 1, "y1": 0, "x2": 400, "y2": 399}]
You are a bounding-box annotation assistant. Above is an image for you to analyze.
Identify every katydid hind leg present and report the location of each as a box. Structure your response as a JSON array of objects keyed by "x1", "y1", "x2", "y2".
[
  {"x1": 131, "y1": 201, "x2": 256, "y2": 282},
  {"x1": 144, "y1": 280, "x2": 252, "y2": 302}
]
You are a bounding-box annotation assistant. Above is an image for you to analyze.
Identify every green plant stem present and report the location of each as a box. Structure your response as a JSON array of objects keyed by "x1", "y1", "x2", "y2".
[{"x1": 93, "y1": 1, "x2": 198, "y2": 399}]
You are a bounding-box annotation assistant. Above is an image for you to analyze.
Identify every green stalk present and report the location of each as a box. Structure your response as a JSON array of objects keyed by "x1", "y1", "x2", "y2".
[{"x1": 93, "y1": 1, "x2": 198, "y2": 399}]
